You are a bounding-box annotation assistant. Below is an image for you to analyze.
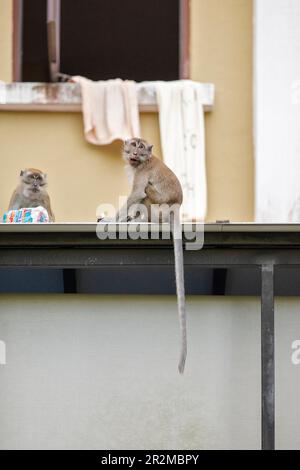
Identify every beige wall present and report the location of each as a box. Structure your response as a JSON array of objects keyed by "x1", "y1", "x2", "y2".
[
  {"x1": 0, "y1": 111, "x2": 162, "y2": 222},
  {"x1": 191, "y1": 0, "x2": 254, "y2": 221},
  {"x1": 0, "y1": 0, "x2": 253, "y2": 222}
]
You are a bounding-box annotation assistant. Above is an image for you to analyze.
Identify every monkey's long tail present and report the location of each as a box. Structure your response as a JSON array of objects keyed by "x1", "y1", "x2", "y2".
[{"x1": 171, "y1": 209, "x2": 187, "y2": 374}]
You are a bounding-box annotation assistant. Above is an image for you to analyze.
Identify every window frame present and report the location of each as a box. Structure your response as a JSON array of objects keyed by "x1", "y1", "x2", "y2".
[
  {"x1": 12, "y1": 0, "x2": 190, "y2": 83},
  {"x1": 12, "y1": 0, "x2": 23, "y2": 82}
]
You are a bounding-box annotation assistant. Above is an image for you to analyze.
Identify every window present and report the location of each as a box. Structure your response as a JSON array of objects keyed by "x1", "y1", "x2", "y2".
[{"x1": 14, "y1": 0, "x2": 190, "y2": 83}]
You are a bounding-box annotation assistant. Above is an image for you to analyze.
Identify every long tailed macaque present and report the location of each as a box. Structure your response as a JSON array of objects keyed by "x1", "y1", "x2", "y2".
[
  {"x1": 8, "y1": 168, "x2": 55, "y2": 222},
  {"x1": 117, "y1": 138, "x2": 187, "y2": 373}
]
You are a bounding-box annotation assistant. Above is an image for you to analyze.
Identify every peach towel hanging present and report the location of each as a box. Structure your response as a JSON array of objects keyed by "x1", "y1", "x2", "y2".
[{"x1": 73, "y1": 76, "x2": 140, "y2": 145}]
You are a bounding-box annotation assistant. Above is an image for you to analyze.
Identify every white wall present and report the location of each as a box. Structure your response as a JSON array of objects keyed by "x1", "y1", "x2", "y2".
[
  {"x1": 0, "y1": 294, "x2": 299, "y2": 449},
  {"x1": 254, "y1": 0, "x2": 300, "y2": 222},
  {"x1": 0, "y1": 295, "x2": 261, "y2": 450}
]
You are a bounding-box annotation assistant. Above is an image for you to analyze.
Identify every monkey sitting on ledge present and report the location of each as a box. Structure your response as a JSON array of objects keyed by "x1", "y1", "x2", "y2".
[{"x1": 8, "y1": 168, "x2": 55, "y2": 222}]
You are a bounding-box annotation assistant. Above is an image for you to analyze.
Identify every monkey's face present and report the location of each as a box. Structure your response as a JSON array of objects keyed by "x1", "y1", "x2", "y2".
[
  {"x1": 123, "y1": 138, "x2": 153, "y2": 167},
  {"x1": 21, "y1": 169, "x2": 47, "y2": 198}
]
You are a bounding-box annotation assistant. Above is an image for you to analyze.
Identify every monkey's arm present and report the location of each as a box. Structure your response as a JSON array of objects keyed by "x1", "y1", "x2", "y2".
[
  {"x1": 116, "y1": 173, "x2": 149, "y2": 222},
  {"x1": 8, "y1": 189, "x2": 21, "y2": 211},
  {"x1": 47, "y1": 207, "x2": 55, "y2": 223},
  {"x1": 43, "y1": 194, "x2": 55, "y2": 222}
]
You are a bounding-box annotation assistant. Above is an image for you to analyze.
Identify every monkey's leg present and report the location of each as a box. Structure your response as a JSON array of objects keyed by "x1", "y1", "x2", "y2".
[{"x1": 116, "y1": 192, "x2": 147, "y2": 222}]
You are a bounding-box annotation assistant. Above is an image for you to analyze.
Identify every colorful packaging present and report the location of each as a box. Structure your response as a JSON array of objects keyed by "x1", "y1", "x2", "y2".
[{"x1": 2, "y1": 206, "x2": 50, "y2": 224}]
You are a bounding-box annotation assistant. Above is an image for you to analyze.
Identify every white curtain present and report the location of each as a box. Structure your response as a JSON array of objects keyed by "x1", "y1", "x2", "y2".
[{"x1": 155, "y1": 81, "x2": 207, "y2": 221}]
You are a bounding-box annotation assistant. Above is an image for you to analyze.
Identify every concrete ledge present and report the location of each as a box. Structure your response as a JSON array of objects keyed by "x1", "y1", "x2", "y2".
[{"x1": 0, "y1": 82, "x2": 215, "y2": 113}]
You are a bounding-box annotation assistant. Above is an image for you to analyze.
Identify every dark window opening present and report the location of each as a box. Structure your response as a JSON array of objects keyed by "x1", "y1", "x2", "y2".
[
  {"x1": 22, "y1": 0, "x2": 49, "y2": 81},
  {"x1": 21, "y1": 0, "x2": 180, "y2": 82}
]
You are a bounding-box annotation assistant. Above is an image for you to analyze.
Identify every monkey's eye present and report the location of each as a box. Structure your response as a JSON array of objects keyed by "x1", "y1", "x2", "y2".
[
  {"x1": 139, "y1": 144, "x2": 144, "y2": 150},
  {"x1": 131, "y1": 141, "x2": 136, "y2": 147}
]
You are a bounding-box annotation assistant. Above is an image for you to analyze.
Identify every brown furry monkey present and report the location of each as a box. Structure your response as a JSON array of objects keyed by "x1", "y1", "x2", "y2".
[
  {"x1": 8, "y1": 168, "x2": 55, "y2": 222},
  {"x1": 117, "y1": 138, "x2": 187, "y2": 373}
]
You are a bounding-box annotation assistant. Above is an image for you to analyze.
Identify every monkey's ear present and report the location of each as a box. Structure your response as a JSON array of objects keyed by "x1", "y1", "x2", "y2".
[
  {"x1": 148, "y1": 144, "x2": 153, "y2": 153},
  {"x1": 20, "y1": 170, "x2": 24, "y2": 177}
]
